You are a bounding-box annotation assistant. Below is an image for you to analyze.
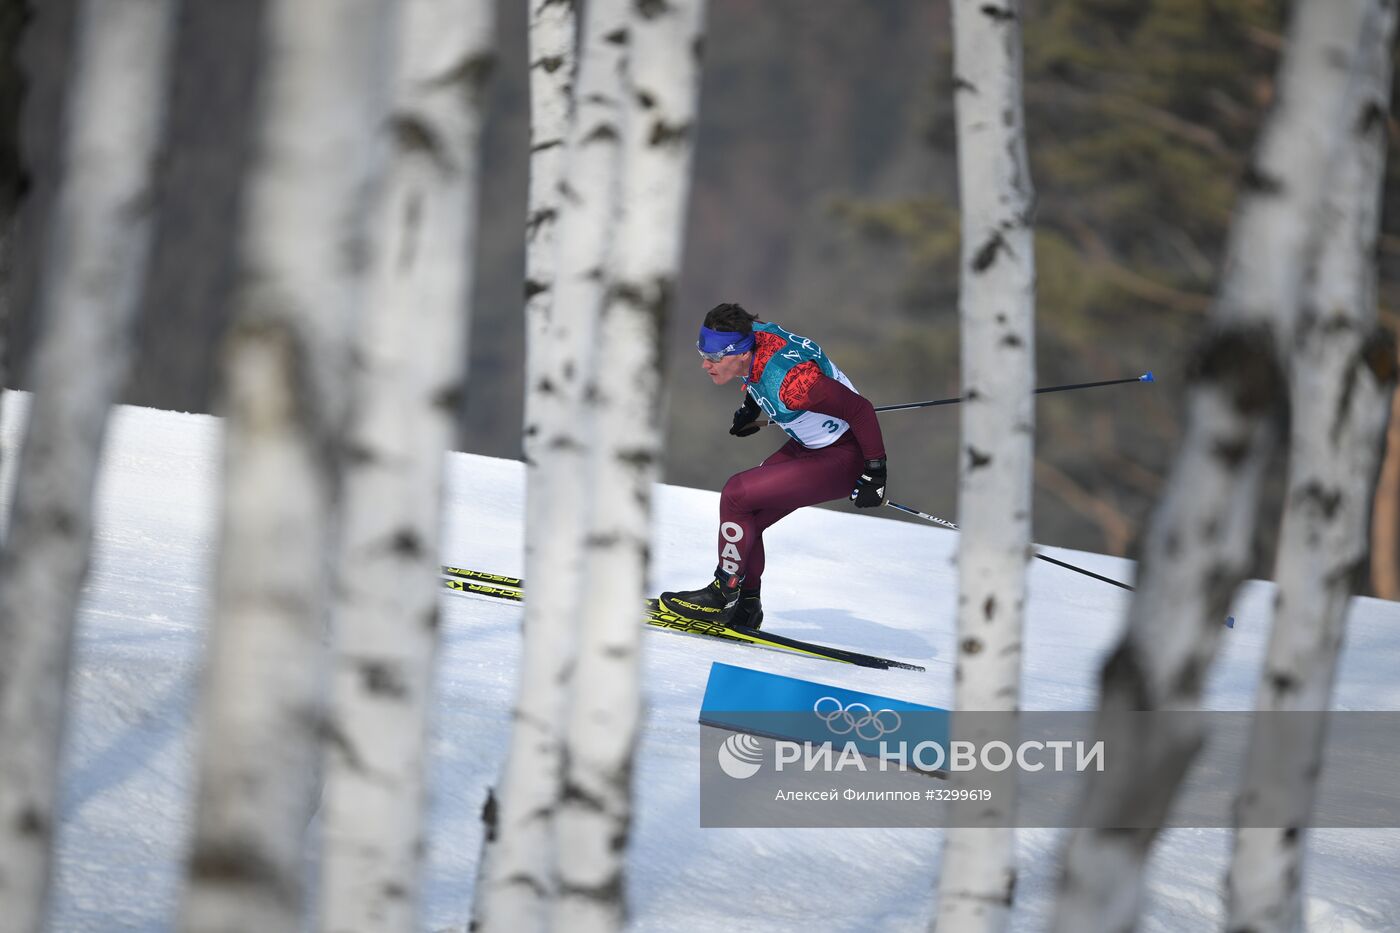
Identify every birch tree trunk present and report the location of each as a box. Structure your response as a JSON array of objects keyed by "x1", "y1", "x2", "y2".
[
  {"x1": 470, "y1": 1, "x2": 626, "y2": 929},
  {"x1": 932, "y1": 3, "x2": 1035, "y2": 931},
  {"x1": 553, "y1": 1, "x2": 706, "y2": 930},
  {"x1": 521, "y1": 0, "x2": 577, "y2": 467},
  {"x1": 0, "y1": 1, "x2": 175, "y2": 929},
  {"x1": 1051, "y1": 5, "x2": 1371, "y2": 931},
  {"x1": 1226, "y1": 3, "x2": 1398, "y2": 929},
  {"x1": 178, "y1": 5, "x2": 391, "y2": 932},
  {"x1": 318, "y1": 3, "x2": 494, "y2": 933}
]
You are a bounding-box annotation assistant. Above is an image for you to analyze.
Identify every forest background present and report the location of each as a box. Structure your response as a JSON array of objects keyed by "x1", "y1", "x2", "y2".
[{"x1": 7, "y1": 0, "x2": 1398, "y2": 583}]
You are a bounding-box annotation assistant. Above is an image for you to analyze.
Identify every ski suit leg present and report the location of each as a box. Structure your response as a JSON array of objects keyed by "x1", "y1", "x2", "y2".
[{"x1": 716, "y1": 433, "x2": 864, "y2": 587}]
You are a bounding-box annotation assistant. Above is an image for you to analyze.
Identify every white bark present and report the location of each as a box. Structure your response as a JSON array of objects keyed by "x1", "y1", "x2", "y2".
[
  {"x1": 933, "y1": 3, "x2": 1035, "y2": 931},
  {"x1": 471, "y1": 0, "x2": 627, "y2": 930},
  {"x1": 521, "y1": 0, "x2": 578, "y2": 467},
  {"x1": 318, "y1": 3, "x2": 493, "y2": 933},
  {"x1": 0, "y1": 1, "x2": 175, "y2": 929},
  {"x1": 178, "y1": 5, "x2": 391, "y2": 933},
  {"x1": 553, "y1": 1, "x2": 706, "y2": 930},
  {"x1": 1051, "y1": 5, "x2": 1372, "y2": 932},
  {"x1": 1226, "y1": 3, "x2": 1397, "y2": 930}
]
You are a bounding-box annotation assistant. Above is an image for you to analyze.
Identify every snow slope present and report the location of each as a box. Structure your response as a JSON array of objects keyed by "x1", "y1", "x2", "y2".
[{"x1": 2, "y1": 394, "x2": 1397, "y2": 932}]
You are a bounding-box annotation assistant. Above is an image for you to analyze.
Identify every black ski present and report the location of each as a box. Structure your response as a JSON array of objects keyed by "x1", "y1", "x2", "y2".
[{"x1": 440, "y1": 566, "x2": 924, "y2": 672}]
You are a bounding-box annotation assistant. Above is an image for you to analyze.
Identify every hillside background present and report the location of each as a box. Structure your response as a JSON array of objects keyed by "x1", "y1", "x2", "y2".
[{"x1": 8, "y1": 0, "x2": 1399, "y2": 577}]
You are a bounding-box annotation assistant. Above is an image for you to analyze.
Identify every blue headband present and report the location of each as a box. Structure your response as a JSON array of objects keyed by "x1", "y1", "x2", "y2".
[{"x1": 697, "y1": 325, "x2": 755, "y2": 356}]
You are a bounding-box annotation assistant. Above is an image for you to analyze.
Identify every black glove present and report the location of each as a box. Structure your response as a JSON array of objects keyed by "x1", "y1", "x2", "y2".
[
  {"x1": 850, "y1": 458, "x2": 887, "y2": 508},
  {"x1": 730, "y1": 395, "x2": 762, "y2": 437}
]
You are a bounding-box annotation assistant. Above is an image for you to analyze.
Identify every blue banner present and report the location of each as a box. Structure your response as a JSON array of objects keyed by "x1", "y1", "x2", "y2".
[{"x1": 699, "y1": 662, "x2": 949, "y2": 762}]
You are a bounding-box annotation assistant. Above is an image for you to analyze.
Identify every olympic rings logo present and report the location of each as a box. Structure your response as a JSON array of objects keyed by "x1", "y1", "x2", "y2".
[{"x1": 813, "y1": 697, "x2": 902, "y2": 740}]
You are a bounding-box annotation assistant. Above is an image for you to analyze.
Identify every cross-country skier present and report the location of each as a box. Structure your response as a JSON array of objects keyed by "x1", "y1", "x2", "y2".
[{"x1": 659, "y1": 302, "x2": 888, "y2": 629}]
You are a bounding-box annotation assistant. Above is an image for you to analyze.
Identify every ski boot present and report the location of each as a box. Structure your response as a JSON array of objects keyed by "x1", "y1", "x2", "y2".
[
  {"x1": 660, "y1": 571, "x2": 766, "y2": 631},
  {"x1": 660, "y1": 570, "x2": 742, "y2": 624}
]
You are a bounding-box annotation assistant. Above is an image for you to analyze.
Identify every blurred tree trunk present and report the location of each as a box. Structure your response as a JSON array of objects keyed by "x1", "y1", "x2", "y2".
[
  {"x1": 520, "y1": 0, "x2": 576, "y2": 467},
  {"x1": 0, "y1": 0, "x2": 27, "y2": 399},
  {"x1": 0, "y1": 0, "x2": 175, "y2": 929},
  {"x1": 1226, "y1": 2, "x2": 1398, "y2": 929},
  {"x1": 1050, "y1": 4, "x2": 1372, "y2": 932},
  {"x1": 475, "y1": 0, "x2": 575, "y2": 912},
  {"x1": 318, "y1": 3, "x2": 494, "y2": 932},
  {"x1": 470, "y1": 0, "x2": 626, "y2": 928},
  {"x1": 553, "y1": 1, "x2": 707, "y2": 930},
  {"x1": 932, "y1": 3, "x2": 1035, "y2": 932},
  {"x1": 177, "y1": 4, "x2": 390, "y2": 932},
  {"x1": 1370, "y1": 386, "x2": 1400, "y2": 598}
]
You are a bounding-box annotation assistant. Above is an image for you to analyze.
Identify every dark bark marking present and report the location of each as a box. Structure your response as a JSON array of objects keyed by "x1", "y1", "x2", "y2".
[
  {"x1": 536, "y1": 55, "x2": 566, "y2": 74},
  {"x1": 585, "y1": 531, "x2": 620, "y2": 548},
  {"x1": 342, "y1": 441, "x2": 377, "y2": 466},
  {"x1": 480, "y1": 787, "x2": 498, "y2": 842},
  {"x1": 604, "y1": 27, "x2": 628, "y2": 45},
  {"x1": 361, "y1": 660, "x2": 408, "y2": 699},
  {"x1": 636, "y1": 0, "x2": 670, "y2": 18},
  {"x1": 1241, "y1": 163, "x2": 1283, "y2": 196},
  {"x1": 390, "y1": 113, "x2": 441, "y2": 162},
  {"x1": 17, "y1": 806, "x2": 46, "y2": 838},
  {"x1": 1268, "y1": 669, "x2": 1299, "y2": 696},
  {"x1": 649, "y1": 119, "x2": 692, "y2": 147},
  {"x1": 983, "y1": 594, "x2": 997, "y2": 621},
  {"x1": 1211, "y1": 438, "x2": 1249, "y2": 469},
  {"x1": 583, "y1": 122, "x2": 621, "y2": 145},
  {"x1": 1100, "y1": 641, "x2": 1153, "y2": 709},
  {"x1": 1359, "y1": 99, "x2": 1387, "y2": 135},
  {"x1": 618, "y1": 448, "x2": 657, "y2": 469},
  {"x1": 526, "y1": 207, "x2": 557, "y2": 238},
  {"x1": 1189, "y1": 324, "x2": 1285, "y2": 416},
  {"x1": 980, "y1": 4, "x2": 1016, "y2": 22},
  {"x1": 961, "y1": 637, "x2": 983, "y2": 655},
  {"x1": 967, "y1": 446, "x2": 992, "y2": 470},
  {"x1": 189, "y1": 842, "x2": 293, "y2": 903},
  {"x1": 524, "y1": 277, "x2": 549, "y2": 301},
  {"x1": 428, "y1": 52, "x2": 496, "y2": 105},
  {"x1": 433, "y1": 381, "x2": 465, "y2": 413},
  {"x1": 391, "y1": 527, "x2": 423, "y2": 558},
  {"x1": 972, "y1": 232, "x2": 1006, "y2": 272},
  {"x1": 1294, "y1": 481, "x2": 1342, "y2": 520},
  {"x1": 1171, "y1": 654, "x2": 1206, "y2": 697},
  {"x1": 47, "y1": 506, "x2": 76, "y2": 537}
]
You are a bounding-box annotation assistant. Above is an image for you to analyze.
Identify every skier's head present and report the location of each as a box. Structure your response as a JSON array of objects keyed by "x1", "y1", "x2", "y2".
[{"x1": 698, "y1": 302, "x2": 758, "y2": 384}]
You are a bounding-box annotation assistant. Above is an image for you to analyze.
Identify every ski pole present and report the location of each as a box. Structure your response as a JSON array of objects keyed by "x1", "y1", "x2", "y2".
[
  {"x1": 874, "y1": 371, "x2": 1154, "y2": 413},
  {"x1": 757, "y1": 372, "x2": 1153, "y2": 429},
  {"x1": 884, "y1": 501, "x2": 1135, "y2": 591}
]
